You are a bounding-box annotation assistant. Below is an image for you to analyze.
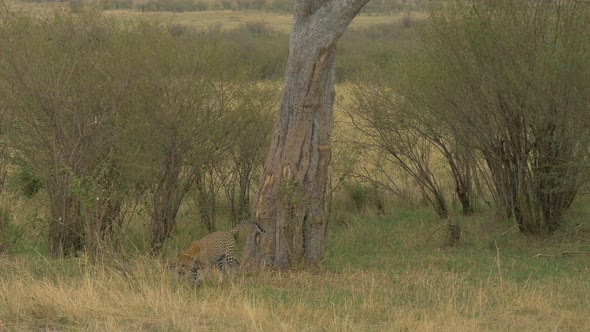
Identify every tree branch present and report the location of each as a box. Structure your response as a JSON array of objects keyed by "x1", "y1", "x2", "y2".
[
  {"x1": 297, "y1": 0, "x2": 370, "y2": 51},
  {"x1": 318, "y1": 0, "x2": 370, "y2": 40}
]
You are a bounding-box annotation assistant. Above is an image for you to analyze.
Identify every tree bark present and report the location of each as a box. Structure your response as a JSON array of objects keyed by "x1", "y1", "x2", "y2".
[{"x1": 242, "y1": 0, "x2": 370, "y2": 270}]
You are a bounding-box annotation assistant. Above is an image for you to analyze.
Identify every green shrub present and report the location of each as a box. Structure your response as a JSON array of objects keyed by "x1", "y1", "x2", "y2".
[
  {"x1": 0, "y1": 206, "x2": 26, "y2": 253},
  {"x1": 8, "y1": 167, "x2": 43, "y2": 199}
]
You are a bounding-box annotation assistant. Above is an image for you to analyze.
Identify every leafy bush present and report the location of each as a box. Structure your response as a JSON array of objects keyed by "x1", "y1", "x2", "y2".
[
  {"x1": 0, "y1": 205, "x2": 27, "y2": 253},
  {"x1": 8, "y1": 167, "x2": 43, "y2": 199},
  {"x1": 386, "y1": 0, "x2": 590, "y2": 233},
  {"x1": 0, "y1": 5, "x2": 282, "y2": 256}
]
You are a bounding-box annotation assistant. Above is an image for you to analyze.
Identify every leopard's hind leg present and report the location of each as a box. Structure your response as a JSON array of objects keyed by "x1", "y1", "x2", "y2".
[{"x1": 214, "y1": 255, "x2": 239, "y2": 282}]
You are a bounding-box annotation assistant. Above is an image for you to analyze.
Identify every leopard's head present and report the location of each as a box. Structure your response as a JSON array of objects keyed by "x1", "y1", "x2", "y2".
[{"x1": 175, "y1": 254, "x2": 194, "y2": 276}]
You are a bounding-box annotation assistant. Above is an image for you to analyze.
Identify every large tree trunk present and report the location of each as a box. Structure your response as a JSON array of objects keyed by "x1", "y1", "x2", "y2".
[{"x1": 242, "y1": 0, "x2": 370, "y2": 270}]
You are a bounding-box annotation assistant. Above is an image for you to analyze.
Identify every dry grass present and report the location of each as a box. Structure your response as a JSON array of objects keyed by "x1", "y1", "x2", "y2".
[
  {"x1": 1, "y1": 258, "x2": 587, "y2": 331},
  {"x1": 1, "y1": 211, "x2": 589, "y2": 331}
]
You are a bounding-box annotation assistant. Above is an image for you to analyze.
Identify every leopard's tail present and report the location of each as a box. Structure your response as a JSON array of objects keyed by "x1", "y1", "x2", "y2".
[{"x1": 230, "y1": 220, "x2": 265, "y2": 235}]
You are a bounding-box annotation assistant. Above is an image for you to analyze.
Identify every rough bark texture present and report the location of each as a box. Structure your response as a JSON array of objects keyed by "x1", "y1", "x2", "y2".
[{"x1": 242, "y1": 0, "x2": 370, "y2": 270}]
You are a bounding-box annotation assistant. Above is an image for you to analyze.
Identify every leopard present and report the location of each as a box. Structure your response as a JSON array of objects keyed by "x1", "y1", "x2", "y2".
[{"x1": 176, "y1": 219, "x2": 265, "y2": 285}]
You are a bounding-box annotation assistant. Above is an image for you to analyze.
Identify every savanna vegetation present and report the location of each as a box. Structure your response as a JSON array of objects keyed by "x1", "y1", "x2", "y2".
[
  {"x1": 18, "y1": 0, "x2": 434, "y2": 14},
  {"x1": 0, "y1": 0, "x2": 589, "y2": 330}
]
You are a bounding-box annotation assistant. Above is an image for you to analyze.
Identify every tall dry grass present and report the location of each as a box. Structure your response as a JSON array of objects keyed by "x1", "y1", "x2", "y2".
[{"x1": 2, "y1": 217, "x2": 589, "y2": 332}]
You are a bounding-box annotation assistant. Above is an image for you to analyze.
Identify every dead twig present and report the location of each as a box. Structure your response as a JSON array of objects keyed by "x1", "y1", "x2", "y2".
[{"x1": 532, "y1": 251, "x2": 590, "y2": 258}]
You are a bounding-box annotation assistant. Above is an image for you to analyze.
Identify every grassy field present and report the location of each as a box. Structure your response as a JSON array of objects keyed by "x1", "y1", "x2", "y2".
[
  {"x1": 1, "y1": 206, "x2": 589, "y2": 331},
  {"x1": 12, "y1": 1, "x2": 425, "y2": 33}
]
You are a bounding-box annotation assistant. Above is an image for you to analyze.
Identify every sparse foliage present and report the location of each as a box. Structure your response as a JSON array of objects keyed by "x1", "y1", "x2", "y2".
[
  {"x1": 0, "y1": 8, "x2": 132, "y2": 256},
  {"x1": 348, "y1": 85, "x2": 451, "y2": 219},
  {"x1": 393, "y1": 0, "x2": 590, "y2": 234},
  {"x1": 0, "y1": 5, "x2": 278, "y2": 256}
]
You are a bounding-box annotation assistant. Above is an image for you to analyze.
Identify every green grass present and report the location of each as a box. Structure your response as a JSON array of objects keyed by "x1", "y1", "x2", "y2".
[{"x1": 1, "y1": 205, "x2": 589, "y2": 331}]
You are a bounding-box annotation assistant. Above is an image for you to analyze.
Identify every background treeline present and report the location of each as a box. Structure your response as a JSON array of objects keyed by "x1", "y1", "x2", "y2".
[
  {"x1": 133, "y1": 0, "x2": 432, "y2": 13},
  {"x1": 19, "y1": 0, "x2": 434, "y2": 14},
  {"x1": 169, "y1": 18, "x2": 419, "y2": 82},
  {"x1": 15, "y1": 1, "x2": 421, "y2": 82}
]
